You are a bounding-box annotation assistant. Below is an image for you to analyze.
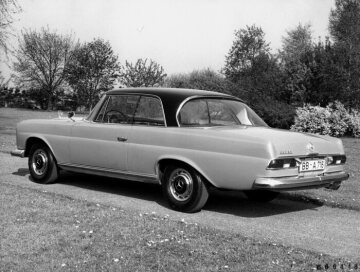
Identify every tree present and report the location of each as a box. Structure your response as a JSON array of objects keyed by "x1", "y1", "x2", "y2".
[
  {"x1": 223, "y1": 25, "x2": 270, "y2": 82},
  {"x1": 223, "y1": 25, "x2": 282, "y2": 99},
  {"x1": 119, "y1": 58, "x2": 166, "y2": 87},
  {"x1": 329, "y1": 0, "x2": 360, "y2": 108},
  {"x1": 13, "y1": 27, "x2": 73, "y2": 109},
  {"x1": 0, "y1": 0, "x2": 21, "y2": 54},
  {"x1": 164, "y1": 69, "x2": 232, "y2": 94},
  {"x1": 65, "y1": 38, "x2": 120, "y2": 110},
  {"x1": 279, "y1": 24, "x2": 314, "y2": 104}
]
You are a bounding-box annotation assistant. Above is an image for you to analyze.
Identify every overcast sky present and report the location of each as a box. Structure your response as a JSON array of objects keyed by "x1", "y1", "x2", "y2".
[{"x1": 1, "y1": 0, "x2": 335, "y2": 80}]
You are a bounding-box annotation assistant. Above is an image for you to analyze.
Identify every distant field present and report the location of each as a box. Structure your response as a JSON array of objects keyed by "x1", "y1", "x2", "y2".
[{"x1": 0, "y1": 107, "x2": 359, "y2": 210}]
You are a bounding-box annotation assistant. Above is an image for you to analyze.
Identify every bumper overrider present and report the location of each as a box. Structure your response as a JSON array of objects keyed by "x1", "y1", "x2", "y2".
[
  {"x1": 10, "y1": 149, "x2": 25, "y2": 158},
  {"x1": 254, "y1": 171, "x2": 349, "y2": 191}
]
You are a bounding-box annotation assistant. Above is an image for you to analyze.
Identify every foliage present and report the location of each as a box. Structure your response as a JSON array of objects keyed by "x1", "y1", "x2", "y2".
[
  {"x1": 279, "y1": 24, "x2": 313, "y2": 104},
  {"x1": 65, "y1": 38, "x2": 120, "y2": 110},
  {"x1": 348, "y1": 110, "x2": 360, "y2": 137},
  {"x1": 250, "y1": 97, "x2": 296, "y2": 129},
  {"x1": 119, "y1": 58, "x2": 166, "y2": 87},
  {"x1": 223, "y1": 25, "x2": 270, "y2": 82},
  {"x1": 13, "y1": 27, "x2": 73, "y2": 109},
  {"x1": 164, "y1": 69, "x2": 232, "y2": 94},
  {"x1": 329, "y1": 0, "x2": 360, "y2": 107},
  {"x1": 291, "y1": 104, "x2": 332, "y2": 135},
  {"x1": 291, "y1": 101, "x2": 360, "y2": 137},
  {"x1": 0, "y1": 0, "x2": 21, "y2": 54}
]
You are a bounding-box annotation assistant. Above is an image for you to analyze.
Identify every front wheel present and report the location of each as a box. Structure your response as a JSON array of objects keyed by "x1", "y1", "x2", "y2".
[
  {"x1": 162, "y1": 165, "x2": 209, "y2": 213},
  {"x1": 244, "y1": 190, "x2": 279, "y2": 202},
  {"x1": 28, "y1": 143, "x2": 58, "y2": 184}
]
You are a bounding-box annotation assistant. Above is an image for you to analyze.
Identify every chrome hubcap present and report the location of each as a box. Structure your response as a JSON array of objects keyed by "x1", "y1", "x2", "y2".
[
  {"x1": 31, "y1": 149, "x2": 48, "y2": 176},
  {"x1": 169, "y1": 168, "x2": 193, "y2": 202}
]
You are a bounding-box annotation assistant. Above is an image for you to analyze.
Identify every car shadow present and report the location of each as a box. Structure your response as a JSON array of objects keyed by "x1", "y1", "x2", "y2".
[
  {"x1": 204, "y1": 189, "x2": 323, "y2": 218},
  {"x1": 12, "y1": 168, "x2": 30, "y2": 176},
  {"x1": 44, "y1": 170, "x2": 324, "y2": 218}
]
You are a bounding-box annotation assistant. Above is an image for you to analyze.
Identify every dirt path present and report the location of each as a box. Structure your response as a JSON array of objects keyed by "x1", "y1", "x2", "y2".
[{"x1": 1, "y1": 152, "x2": 360, "y2": 260}]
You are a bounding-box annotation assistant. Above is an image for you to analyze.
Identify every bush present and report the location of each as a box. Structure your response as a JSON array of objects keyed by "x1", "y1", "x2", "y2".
[
  {"x1": 326, "y1": 101, "x2": 349, "y2": 137},
  {"x1": 291, "y1": 101, "x2": 360, "y2": 137},
  {"x1": 291, "y1": 105, "x2": 332, "y2": 135},
  {"x1": 250, "y1": 98, "x2": 296, "y2": 129},
  {"x1": 348, "y1": 110, "x2": 360, "y2": 138}
]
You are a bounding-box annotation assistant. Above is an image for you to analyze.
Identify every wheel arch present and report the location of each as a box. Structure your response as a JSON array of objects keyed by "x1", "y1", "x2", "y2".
[
  {"x1": 24, "y1": 136, "x2": 55, "y2": 159},
  {"x1": 156, "y1": 156, "x2": 215, "y2": 188}
]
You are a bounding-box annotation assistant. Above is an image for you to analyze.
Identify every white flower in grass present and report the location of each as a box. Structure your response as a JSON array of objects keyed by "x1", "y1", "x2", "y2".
[
  {"x1": 89, "y1": 230, "x2": 93, "y2": 234},
  {"x1": 61, "y1": 263, "x2": 66, "y2": 267},
  {"x1": 114, "y1": 258, "x2": 119, "y2": 262},
  {"x1": 224, "y1": 265, "x2": 229, "y2": 269}
]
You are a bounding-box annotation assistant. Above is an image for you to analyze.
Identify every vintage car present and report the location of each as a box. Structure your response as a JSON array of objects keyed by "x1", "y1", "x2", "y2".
[{"x1": 11, "y1": 88, "x2": 349, "y2": 212}]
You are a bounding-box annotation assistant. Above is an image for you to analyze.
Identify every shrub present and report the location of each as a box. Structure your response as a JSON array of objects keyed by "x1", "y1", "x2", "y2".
[
  {"x1": 326, "y1": 101, "x2": 349, "y2": 137},
  {"x1": 291, "y1": 104, "x2": 332, "y2": 135},
  {"x1": 291, "y1": 101, "x2": 360, "y2": 137},
  {"x1": 348, "y1": 110, "x2": 360, "y2": 138},
  {"x1": 250, "y1": 98, "x2": 296, "y2": 129}
]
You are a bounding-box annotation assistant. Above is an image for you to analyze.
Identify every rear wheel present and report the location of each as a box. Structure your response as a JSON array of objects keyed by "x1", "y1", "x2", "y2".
[
  {"x1": 244, "y1": 190, "x2": 279, "y2": 202},
  {"x1": 162, "y1": 165, "x2": 209, "y2": 213},
  {"x1": 28, "y1": 143, "x2": 58, "y2": 184}
]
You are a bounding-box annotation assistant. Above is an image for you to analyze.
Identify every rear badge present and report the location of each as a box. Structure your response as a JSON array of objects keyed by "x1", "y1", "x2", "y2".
[
  {"x1": 306, "y1": 142, "x2": 315, "y2": 154},
  {"x1": 280, "y1": 150, "x2": 292, "y2": 155}
]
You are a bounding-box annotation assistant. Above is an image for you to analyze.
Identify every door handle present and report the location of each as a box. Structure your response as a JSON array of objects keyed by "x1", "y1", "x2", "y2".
[{"x1": 117, "y1": 137, "x2": 127, "y2": 142}]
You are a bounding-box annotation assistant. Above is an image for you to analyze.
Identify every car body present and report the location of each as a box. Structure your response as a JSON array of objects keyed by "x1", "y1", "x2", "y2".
[{"x1": 11, "y1": 88, "x2": 349, "y2": 212}]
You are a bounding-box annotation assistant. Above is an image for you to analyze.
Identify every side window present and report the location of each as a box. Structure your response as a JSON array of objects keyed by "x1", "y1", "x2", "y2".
[
  {"x1": 208, "y1": 100, "x2": 238, "y2": 126},
  {"x1": 97, "y1": 95, "x2": 140, "y2": 124},
  {"x1": 133, "y1": 96, "x2": 165, "y2": 126},
  {"x1": 179, "y1": 99, "x2": 209, "y2": 126}
]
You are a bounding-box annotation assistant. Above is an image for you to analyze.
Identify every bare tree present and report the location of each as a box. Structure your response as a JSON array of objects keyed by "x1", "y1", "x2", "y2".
[
  {"x1": 13, "y1": 27, "x2": 73, "y2": 109},
  {"x1": 119, "y1": 58, "x2": 167, "y2": 87},
  {"x1": 0, "y1": 0, "x2": 21, "y2": 54}
]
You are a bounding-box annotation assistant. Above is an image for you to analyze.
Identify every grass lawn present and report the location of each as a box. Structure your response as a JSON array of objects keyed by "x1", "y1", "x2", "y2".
[{"x1": 1, "y1": 182, "x2": 356, "y2": 272}]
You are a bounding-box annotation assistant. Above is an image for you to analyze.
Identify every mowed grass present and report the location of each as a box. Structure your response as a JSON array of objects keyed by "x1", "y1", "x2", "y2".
[
  {"x1": 1, "y1": 182, "x2": 356, "y2": 272},
  {"x1": 1, "y1": 107, "x2": 359, "y2": 210}
]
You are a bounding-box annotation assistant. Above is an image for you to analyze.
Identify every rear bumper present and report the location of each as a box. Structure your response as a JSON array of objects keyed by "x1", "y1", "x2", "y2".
[
  {"x1": 10, "y1": 149, "x2": 25, "y2": 158},
  {"x1": 253, "y1": 171, "x2": 349, "y2": 191}
]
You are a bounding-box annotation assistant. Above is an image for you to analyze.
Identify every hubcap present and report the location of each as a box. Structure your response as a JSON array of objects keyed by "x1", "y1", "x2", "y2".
[
  {"x1": 169, "y1": 168, "x2": 193, "y2": 202},
  {"x1": 31, "y1": 149, "x2": 48, "y2": 176}
]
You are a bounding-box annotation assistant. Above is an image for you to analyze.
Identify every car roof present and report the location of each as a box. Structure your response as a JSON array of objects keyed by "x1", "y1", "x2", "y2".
[{"x1": 106, "y1": 87, "x2": 241, "y2": 127}]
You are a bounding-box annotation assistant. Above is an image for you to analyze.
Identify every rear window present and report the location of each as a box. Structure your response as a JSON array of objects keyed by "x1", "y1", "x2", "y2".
[{"x1": 178, "y1": 98, "x2": 268, "y2": 127}]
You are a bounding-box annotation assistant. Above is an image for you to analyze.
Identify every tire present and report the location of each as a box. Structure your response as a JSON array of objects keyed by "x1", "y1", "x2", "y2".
[
  {"x1": 162, "y1": 165, "x2": 209, "y2": 213},
  {"x1": 28, "y1": 143, "x2": 58, "y2": 184},
  {"x1": 244, "y1": 190, "x2": 279, "y2": 202}
]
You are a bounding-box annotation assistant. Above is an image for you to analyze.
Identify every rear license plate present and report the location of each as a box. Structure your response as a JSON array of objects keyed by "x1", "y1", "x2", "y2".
[{"x1": 299, "y1": 159, "x2": 325, "y2": 172}]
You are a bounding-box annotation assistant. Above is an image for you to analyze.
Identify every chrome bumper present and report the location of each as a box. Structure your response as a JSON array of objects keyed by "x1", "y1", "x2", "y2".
[
  {"x1": 253, "y1": 171, "x2": 349, "y2": 191},
  {"x1": 10, "y1": 149, "x2": 25, "y2": 158}
]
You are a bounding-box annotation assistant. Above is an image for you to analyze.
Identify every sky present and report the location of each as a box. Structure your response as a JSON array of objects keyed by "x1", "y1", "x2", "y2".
[{"x1": 1, "y1": 0, "x2": 335, "y2": 81}]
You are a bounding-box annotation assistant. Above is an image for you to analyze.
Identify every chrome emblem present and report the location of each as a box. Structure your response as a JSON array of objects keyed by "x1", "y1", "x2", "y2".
[
  {"x1": 280, "y1": 150, "x2": 292, "y2": 155},
  {"x1": 306, "y1": 142, "x2": 315, "y2": 153}
]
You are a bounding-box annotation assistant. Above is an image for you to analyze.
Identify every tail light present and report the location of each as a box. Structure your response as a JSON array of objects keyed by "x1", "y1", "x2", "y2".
[
  {"x1": 267, "y1": 158, "x2": 299, "y2": 169},
  {"x1": 326, "y1": 155, "x2": 346, "y2": 165}
]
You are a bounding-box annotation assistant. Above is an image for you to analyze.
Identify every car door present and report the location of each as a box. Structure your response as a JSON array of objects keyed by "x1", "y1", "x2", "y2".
[
  {"x1": 69, "y1": 94, "x2": 140, "y2": 171},
  {"x1": 127, "y1": 95, "x2": 167, "y2": 176}
]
